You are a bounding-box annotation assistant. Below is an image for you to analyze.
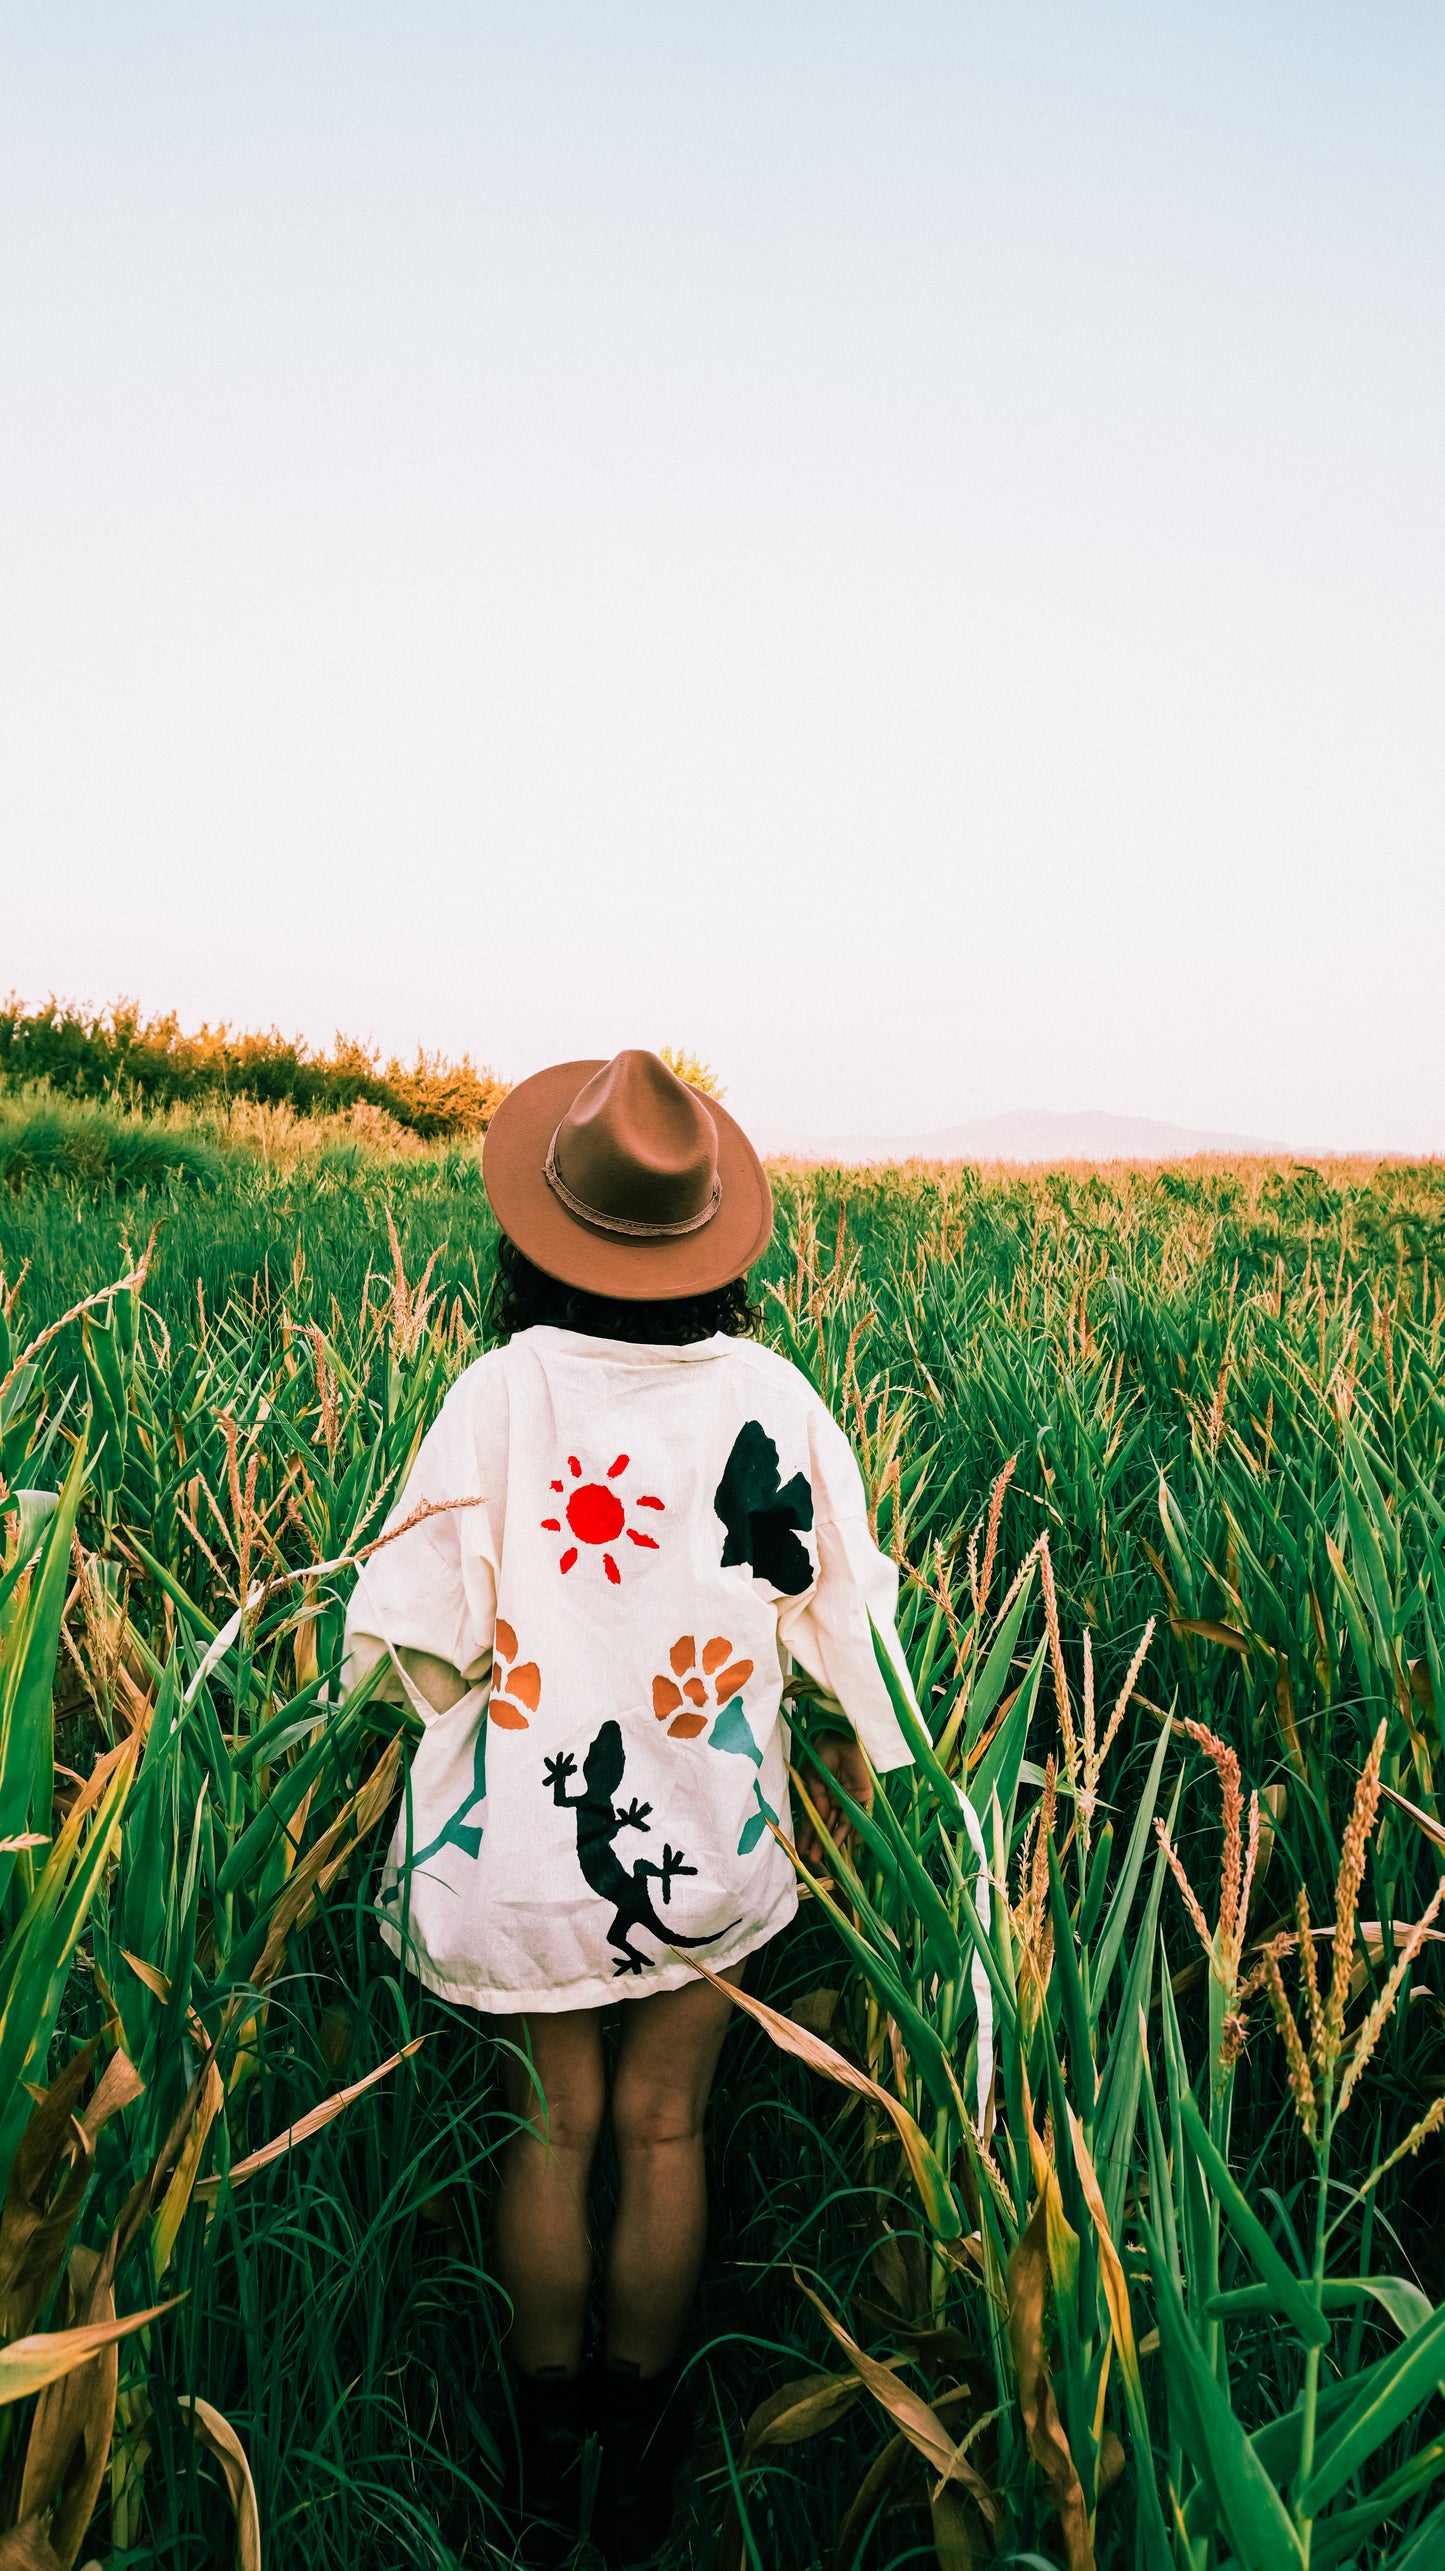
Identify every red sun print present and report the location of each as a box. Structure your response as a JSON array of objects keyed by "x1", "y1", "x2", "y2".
[{"x1": 541, "y1": 1453, "x2": 665, "y2": 1586}]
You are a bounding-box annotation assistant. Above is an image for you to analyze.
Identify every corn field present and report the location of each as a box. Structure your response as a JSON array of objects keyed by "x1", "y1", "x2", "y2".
[{"x1": 3, "y1": 1145, "x2": 1445, "y2": 2568}]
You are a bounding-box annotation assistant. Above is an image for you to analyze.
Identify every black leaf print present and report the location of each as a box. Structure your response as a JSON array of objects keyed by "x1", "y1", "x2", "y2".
[{"x1": 714, "y1": 1420, "x2": 815, "y2": 1596}]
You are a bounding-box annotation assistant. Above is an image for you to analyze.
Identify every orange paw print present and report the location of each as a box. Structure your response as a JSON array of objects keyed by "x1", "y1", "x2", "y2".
[
  {"x1": 490, "y1": 1620, "x2": 541, "y2": 1731},
  {"x1": 652, "y1": 1634, "x2": 754, "y2": 1740}
]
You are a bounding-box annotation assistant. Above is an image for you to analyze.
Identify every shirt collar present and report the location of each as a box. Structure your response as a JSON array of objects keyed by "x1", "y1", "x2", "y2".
[{"x1": 518, "y1": 1324, "x2": 732, "y2": 1366}]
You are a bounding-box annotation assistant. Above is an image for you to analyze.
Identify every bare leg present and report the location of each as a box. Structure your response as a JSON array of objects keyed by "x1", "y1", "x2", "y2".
[
  {"x1": 605, "y1": 1966, "x2": 741, "y2": 2377},
  {"x1": 493, "y1": 2010, "x2": 606, "y2": 2375}
]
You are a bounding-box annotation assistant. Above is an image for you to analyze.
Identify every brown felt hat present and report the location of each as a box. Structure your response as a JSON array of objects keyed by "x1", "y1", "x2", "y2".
[{"x1": 483, "y1": 1050, "x2": 773, "y2": 1300}]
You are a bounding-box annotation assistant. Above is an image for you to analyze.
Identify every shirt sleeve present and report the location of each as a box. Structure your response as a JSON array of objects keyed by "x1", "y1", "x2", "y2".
[
  {"x1": 342, "y1": 1362, "x2": 503, "y2": 1717},
  {"x1": 775, "y1": 1391, "x2": 918, "y2": 1773}
]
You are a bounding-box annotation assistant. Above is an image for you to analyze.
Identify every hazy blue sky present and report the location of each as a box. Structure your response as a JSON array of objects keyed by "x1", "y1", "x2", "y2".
[{"x1": 3, "y1": 5, "x2": 1442, "y2": 1148}]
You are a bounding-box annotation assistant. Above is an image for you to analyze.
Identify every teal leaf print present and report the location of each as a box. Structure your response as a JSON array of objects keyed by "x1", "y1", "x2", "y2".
[
  {"x1": 380, "y1": 1710, "x2": 488, "y2": 1906},
  {"x1": 737, "y1": 1778, "x2": 778, "y2": 1856},
  {"x1": 708, "y1": 1694, "x2": 762, "y2": 1764}
]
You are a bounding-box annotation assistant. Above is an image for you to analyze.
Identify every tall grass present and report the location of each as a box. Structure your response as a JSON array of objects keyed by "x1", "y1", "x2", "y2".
[
  {"x1": 1, "y1": 1145, "x2": 1443, "y2": 2565},
  {"x1": 0, "y1": 1097, "x2": 230, "y2": 1196}
]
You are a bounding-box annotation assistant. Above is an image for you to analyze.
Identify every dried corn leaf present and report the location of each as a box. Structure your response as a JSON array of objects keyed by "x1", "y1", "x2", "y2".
[
  {"x1": 683, "y1": 1960, "x2": 959, "y2": 2235},
  {"x1": 870, "y1": 2228, "x2": 928, "y2": 2317},
  {"x1": 0, "y1": 2302, "x2": 178, "y2": 2408},
  {"x1": 153, "y1": 2045, "x2": 224, "y2": 2276},
  {"x1": 929, "y1": 2482, "x2": 986, "y2": 2570},
  {"x1": 1067, "y1": 2108, "x2": 1140, "y2": 2396},
  {"x1": 0, "y1": 2050, "x2": 142, "y2": 2342},
  {"x1": 1006, "y1": 2195, "x2": 1093, "y2": 2571},
  {"x1": 78, "y1": 2051, "x2": 143, "y2": 2145},
  {"x1": 17, "y1": 2249, "x2": 117, "y2": 2571},
  {"x1": 192, "y1": 2037, "x2": 425, "y2": 2202},
  {"x1": 0, "y1": 2510, "x2": 62, "y2": 2564},
  {"x1": 178, "y1": 2395, "x2": 261, "y2": 2571},
  {"x1": 830, "y1": 2428, "x2": 911, "y2": 2571},
  {"x1": 120, "y1": 1952, "x2": 170, "y2": 2006},
  {"x1": 795, "y1": 2278, "x2": 996, "y2": 2523},
  {"x1": 829, "y1": 2387, "x2": 974, "y2": 2571},
  {"x1": 0, "y1": 2048, "x2": 99, "y2": 2343},
  {"x1": 1380, "y1": 1782, "x2": 1445, "y2": 1856},
  {"x1": 1170, "y1": 1618, "x2": 1251, "y2": 1654},
  {"x1": 789, "y1": 1988, "x2": 841, "y2": 2037},
  {"x1": 741, "y1": 2369, "x2": 863, "y2": 2460},
  {"x1": 853, "y1": 2302, "x2": 980, "y2": 2378}
]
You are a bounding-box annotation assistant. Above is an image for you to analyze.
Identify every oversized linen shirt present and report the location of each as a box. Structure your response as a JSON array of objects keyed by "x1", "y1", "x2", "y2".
[{"x1": 344, "y1": 1324, "x2": 916, "y2": 2013}]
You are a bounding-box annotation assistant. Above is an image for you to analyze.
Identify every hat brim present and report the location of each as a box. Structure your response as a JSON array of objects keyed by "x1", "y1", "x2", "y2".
[{"x1": 482, "y1": 1060, "x2": 773, "y2": 1300}]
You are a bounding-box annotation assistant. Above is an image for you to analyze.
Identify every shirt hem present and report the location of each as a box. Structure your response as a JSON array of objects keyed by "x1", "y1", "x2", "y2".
[{"x1": 377, "y1": 1887, "x2": 799, "y2": 2015}]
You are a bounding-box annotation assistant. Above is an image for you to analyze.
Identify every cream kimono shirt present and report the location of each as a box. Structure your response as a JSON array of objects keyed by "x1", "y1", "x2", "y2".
[{"x1": 344, "y1": 1324, "x2": 916, "y2": 2014}]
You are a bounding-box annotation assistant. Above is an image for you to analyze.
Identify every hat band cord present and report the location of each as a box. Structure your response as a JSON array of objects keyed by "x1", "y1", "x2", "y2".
[{"x1": 543, "y1": 1129, "x2": 723, "y2": 1238}]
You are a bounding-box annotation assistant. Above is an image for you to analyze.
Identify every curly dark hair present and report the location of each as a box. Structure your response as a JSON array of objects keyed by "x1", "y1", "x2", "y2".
[{"x1": 487, "y1": 1232, "x2": 761, "y2": 1346}]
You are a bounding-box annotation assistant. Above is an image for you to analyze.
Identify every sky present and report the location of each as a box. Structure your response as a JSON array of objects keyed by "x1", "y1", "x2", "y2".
[{"x1": 3, "y1": 4, "x2": 1443, "y2": 1151}]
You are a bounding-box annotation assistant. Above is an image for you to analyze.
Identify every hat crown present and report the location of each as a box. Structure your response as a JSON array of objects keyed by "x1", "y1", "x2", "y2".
[{"x1": 553, "y1": 1050, "x2": 718, "y2": 1231}]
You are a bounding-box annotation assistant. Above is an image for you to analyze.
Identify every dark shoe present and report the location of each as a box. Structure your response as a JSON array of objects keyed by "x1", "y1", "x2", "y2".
[
  {"x1": 502, "y1": 2364, "x2": 585, "y2": 2568},
  {"x1": 594, "y1": 2358, "x2": 691, "y2": 2567}
]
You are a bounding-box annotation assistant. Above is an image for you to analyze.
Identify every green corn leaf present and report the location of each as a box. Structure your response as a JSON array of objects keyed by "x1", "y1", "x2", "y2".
[
  {"x1": 1208, "y1": 2278, "x2": 1433, "y2": 2338},
  {"x1": 1035, "y1": 2002, "x2": 1090, "y2": 2264},
  {"x1": 1340, "y1": 1470, "x2": 1400, "y2": 1658},
  {"x1": 1096, "y1": 1776, "x2": 1180, "y2": 2236},
  {"x1": 1323, "y1": 1530, "x2": 1381, "y2": 1708},
  {"x1": 1160, "y1": 1977, "x2": 1216, "y2": 2310},
  {"x1": 1187, "y1": 2359, "x2": 1394, "y2": 2527},
  {"x1": 758, "y1": 1854, "x2": 961, "y2": 2122},
  {"x1": 1156, "y1": 1471, "x2": 1197, "y2": 1613},
  {"x1": 1219, "y1": 1498, "x2": 1294, "y2": 1635},
  {"x1": 231, "y1": 1664, "x2": 340, "y2": 1771},
  {"x1": 1380, "y1": 2493, "x2": 1445, "y2": 2571},
  {"x1": 786, "y1": 1761, "x2": 915, "y2": 1967},
  {"x1": 1299, "y1": 2299, "x2": 1445, "y2": 2517},
  {"x1": 901, "y1": 1582, "x2": 950, "y2": 1694},
  {"x1": 0, "y1": 1745, "x2": 137, "y2": 2190},
  {"x1": 1342, "y1": 1419, "x2": 1404, "y2": 1583},
  {"x1": 962, "y1": 1563, "x2": 1036, "y2": 1754},
  {"x1": 1354, "y1": 2278, "x2": 1436, "y2": 2339},
  {"x1": 216, "y1": 1701, "x2": 370, "y2": 1894},
  {"x1": 793, "y1": 1736, "x2": 964, "y2": 1984},
  {"x1": 83, "y1": 1304, "x2": 130, "y2": 1495},
  {"x1": 1076, "y1": 1820, "x2": 1113, "y2": 1942},
  {"x1": 1295, "y1": 2438, "x2": 1445, "y2": 2571},
  {"x1": 1091, "y1": 1717, "x2": 1174, "y2": 2004},
  {"x1": 0, "y1": 1486, "x2": 58, "y2": 1627},
  {"x1": 969, "y1": 1636, "x2": 1044, "y2": 1821},
  {"x1": 1046, "y1": 1837, "x2": 1096, "y2": 2126},
  {"x1": 124, "y1": 1533, "x2": 220, "y2": 1642},
  {"x1": 1097, "y1": 1924, "x2": 1157, "y2": 2238},
  {"x1": 0, "y1": 1359, "x2": 40, "y2": 1448},
  {"x1": 1178, "y1": 2091, "x2": 1331, "y2": 2349},
  {"x1": 1193, "y1": 2381, "x2": 1437, "y2": 2547},
  {"x1": 1146, "y1": 2235, "x2": 1305, "y2": 2571},
  {"x1": 0, "y1": 1430, "x2": 88, "y2": 1910},
  {"x1": 868, "y1": 1613, "x2": 962, "y2": 1807}
]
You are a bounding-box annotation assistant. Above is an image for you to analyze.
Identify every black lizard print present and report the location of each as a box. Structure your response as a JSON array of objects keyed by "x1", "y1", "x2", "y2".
[
  {"x1": 714, "y1": 1419, "x2": 815, "y2": 1595},
  {"x1": 545, "y1": 1722, "x2": 741, "y2": 1976}
]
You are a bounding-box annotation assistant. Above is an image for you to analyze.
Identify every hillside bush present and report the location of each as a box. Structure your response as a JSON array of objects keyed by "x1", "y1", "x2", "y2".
[{"x1": 0, "y1": 995, "x2": 508, "y2": 1138}]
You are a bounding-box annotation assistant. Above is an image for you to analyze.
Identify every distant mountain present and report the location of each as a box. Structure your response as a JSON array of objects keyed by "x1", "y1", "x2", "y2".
[{"x1": 773, "y1": 1107, "x2": 1292, "y2": 1165}]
